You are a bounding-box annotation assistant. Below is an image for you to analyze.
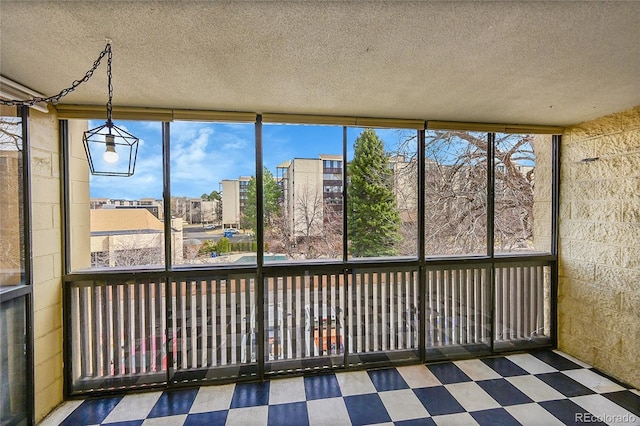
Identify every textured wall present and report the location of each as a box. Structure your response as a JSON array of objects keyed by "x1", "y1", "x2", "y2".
[
  {"x1": 559, "y1": 105, "x2": 640, "y2": 389},
  {"x1": 68, "y1": 119, "x2": 90, "y2": 271},
  {"x1": 29, "y1": 107, "x2": 63, "y2": 422}
]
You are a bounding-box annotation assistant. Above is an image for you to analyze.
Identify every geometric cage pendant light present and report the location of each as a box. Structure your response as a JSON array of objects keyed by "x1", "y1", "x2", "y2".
[
  {"x1": 82, "y1": 122, "x2": 139, "y2": 177},
  {"x1": 82, "y1": 41, "x2": 139, "y2": 177},
  {"x1": 0, "y1": 39, "x2": 139, "y2": 177}
]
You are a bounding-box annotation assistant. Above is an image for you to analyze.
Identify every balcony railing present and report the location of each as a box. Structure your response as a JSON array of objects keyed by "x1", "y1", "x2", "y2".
[{"x1": 65, "y1": 259, "x2": 554, "y2": 395}]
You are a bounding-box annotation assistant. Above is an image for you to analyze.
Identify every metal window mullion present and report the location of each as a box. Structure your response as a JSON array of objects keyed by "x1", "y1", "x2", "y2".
[
  {"x1": 342, "y1": 126, "x2": 348, "y2": 262},
  {"x1": 20, "y1": 106, "x2": 35, "y2": 416},
  {"x1": 552, "y1": 135, "x2": 562, "y2": 347},
  {"x1": 551, "y1": 135, "x2": 561, "y2": 255},
  {"x1": 487, "y1": 132, "x2": 495, "y2": 258},
  {"x1": 163, "y1": 122, "x2": 172, "y2": 271},
  {"x1": 255, "y1": 115, "x2": 265, "y2": 378},
  {"x1": 417, "y1": 129, "x2": 426, "y2": 361},
  {"x1": 487, "y1": 132, "x2": 496, "y2": 354}
]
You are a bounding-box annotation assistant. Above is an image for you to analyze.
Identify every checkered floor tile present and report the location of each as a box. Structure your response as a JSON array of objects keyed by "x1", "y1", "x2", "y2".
[{"x1": 41, "y1": 350, "x2": 640, "y2": 425}]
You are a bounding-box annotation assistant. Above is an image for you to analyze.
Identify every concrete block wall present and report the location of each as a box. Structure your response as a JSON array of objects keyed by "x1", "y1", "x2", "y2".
[
  {"x1": 67, "y1": 120, "x2": 91, "y2": 271},
  {"x1": 29, "y1": 107, "x2": 64, "y2": 422},
  {"x1": 559, "y1": 105, "x2": 640, "y2": 389}
]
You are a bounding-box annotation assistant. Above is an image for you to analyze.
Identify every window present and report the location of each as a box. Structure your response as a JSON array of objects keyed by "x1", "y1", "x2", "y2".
[
  {"x1": 263, "y1": 124, "x2": 344, "y2": 262},
  {"x1": 424, "y1": 131, "x2": 488, "y2": 256},
  {"x1": 69, "y1": 120, "x2": 164, "y2": 271},
  {"x1": 170, "y1": 121, "x2": 255, "y2": 266},
  {"x1": 1, "y1": 107, "x2": 30, "y2": 425},
  {"x1": 66, "y1": 118, "x2": 555, "y2": 271},
  {"x1": 347, "y1": 127, "x2": 418, "y2": 259},
  {"x1": 495, "y1": 133, "x2": 552, "y2": 254},
  {"x1": 0, "y1": 114, "x2": 24, "y2": 286}
]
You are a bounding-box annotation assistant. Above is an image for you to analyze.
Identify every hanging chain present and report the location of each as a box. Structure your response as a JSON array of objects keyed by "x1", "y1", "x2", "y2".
[
  {"x1": 0, "y1": 42, "x2": 112, "y2": 107},
  {"x1": 106, "y1": 43, "x2": 113, "y2": 124}
]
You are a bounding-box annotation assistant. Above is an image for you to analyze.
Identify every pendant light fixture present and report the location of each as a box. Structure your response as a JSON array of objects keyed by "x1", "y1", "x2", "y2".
[
  {"x1": 1, "y1": 39, "x2": 139, "y2": 177},
  {"x1": 82, "y1": 40, "x2": 139, "y2": 176}
]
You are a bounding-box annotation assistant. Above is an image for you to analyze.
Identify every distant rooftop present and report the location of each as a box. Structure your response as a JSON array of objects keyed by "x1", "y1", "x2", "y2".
[{"x1": 90, "y1": 209, "x2": 164, "y2": 234}]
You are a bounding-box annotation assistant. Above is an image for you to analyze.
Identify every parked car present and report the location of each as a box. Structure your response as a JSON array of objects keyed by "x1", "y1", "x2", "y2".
[
  {"x1": 224, "y1": 228, "x2": 240, "y2": 234},
  {"x1": 203, "y1": 224, "x2": 218, "y2": 230}
]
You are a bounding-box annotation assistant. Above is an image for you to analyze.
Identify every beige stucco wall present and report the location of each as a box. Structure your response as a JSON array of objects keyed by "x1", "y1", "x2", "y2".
[
  {"x1": 558, "y1": 105, "x2": 640, "y2": 389},
  {"x1": 29, "y1": 107, "x2": 64, "y2": 422}
]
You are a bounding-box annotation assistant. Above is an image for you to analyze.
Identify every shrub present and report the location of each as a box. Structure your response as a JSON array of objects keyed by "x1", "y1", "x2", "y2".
[
  {"x1": 217, "y1": 237, "x2": 231, "y2": 253},
  {"x1": 198, "y1": 240, "x2": 217, "y2": 255}
]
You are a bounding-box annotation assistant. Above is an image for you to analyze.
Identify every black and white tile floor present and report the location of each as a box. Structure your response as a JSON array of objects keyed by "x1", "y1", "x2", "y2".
[{"x1": 41, "y1": 350, "x2": 640, "y2": 425}]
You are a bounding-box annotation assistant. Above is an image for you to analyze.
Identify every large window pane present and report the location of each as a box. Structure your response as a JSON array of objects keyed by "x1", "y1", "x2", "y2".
[
  {"x1": 171, "y1": 121, "x2": 255, "y2": 266},
  {"x1": 494, "y1": 133, "x2": 552, "y2": 254},
  {"x1": 0, "y1": 296, "x2": 29, "y2": 425},
  {"x1": 424, "y1": 131, "x2": 488, "y2": 256},
  {"x1": 70, "y1": 120, "x2": 164, "y2": 271},
  {"x1": 0, "y1": 111, "x2": 24, "y2": 287},
  {"x1": 347, "y1": 128, "x2": 418, "y2": 259},
  {"x1": 263, "y1": 124, "x2": 343, "y2": 262}
]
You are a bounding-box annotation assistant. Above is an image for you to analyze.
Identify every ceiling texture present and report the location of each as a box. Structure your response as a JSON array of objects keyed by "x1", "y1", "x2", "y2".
[{"x1": 1, "y1": 1, "x2": 639, "y2": 127}]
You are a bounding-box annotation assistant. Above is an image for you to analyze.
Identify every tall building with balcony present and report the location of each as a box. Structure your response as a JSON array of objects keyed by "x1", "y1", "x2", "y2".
[
  {"x1": 277, "y1": 154, "x2": 343, "y2": 239},
  {"x1": 221, "y1": 176, "x2": 251, "y2": 229}
]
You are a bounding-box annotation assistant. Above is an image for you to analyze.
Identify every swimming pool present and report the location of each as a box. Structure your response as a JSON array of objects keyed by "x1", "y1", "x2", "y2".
[{"x1": 234, "y1": 254, "x2": 287, "y2": 263}]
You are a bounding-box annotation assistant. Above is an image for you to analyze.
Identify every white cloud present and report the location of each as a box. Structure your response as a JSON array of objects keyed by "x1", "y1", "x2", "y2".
[{"x1": 170, "y1": 122, "x2": 255, "y2": 197}]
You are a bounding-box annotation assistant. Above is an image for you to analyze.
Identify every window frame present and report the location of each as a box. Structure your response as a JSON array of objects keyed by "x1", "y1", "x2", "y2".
[
  {"x1": 61, "y1": 116, "x2": 559, "y2": 275},
  {"x1": 0, "y1": 106, "x2": 34, "y2": 425}
]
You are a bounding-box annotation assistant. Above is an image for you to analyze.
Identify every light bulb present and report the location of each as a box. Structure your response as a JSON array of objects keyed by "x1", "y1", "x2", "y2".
[{"x1": 103, "y1": 134, "x2": 119, "y2": 164}]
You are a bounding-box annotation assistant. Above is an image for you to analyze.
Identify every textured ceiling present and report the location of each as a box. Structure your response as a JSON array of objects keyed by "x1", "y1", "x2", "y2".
[{"x1": 1, "y1": 1, "x2": 639, "y2": 126}]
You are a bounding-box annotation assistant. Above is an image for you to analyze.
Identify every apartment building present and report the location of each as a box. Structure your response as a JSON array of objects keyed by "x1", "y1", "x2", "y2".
[
  {"x1": 276, "y1": 154, "x2": 343, "y2": 239},
  {"x1": 220, "y1": 176, "x2": 251, "y2": 229}
]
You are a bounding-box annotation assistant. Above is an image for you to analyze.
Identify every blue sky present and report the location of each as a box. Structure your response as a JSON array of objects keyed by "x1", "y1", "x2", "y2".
[{"x1": 89, "y1": 120, "x2": 417, "y2": 199}]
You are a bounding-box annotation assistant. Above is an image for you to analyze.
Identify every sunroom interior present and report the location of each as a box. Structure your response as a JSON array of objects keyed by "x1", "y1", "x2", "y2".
[{"x1": 1, "y1": 1, "x2": 639, "y2": 425}]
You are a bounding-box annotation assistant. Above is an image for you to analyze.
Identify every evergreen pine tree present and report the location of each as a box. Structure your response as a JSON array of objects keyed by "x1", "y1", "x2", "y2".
[{"x1": 348, "y1": 129, "x2": 401, "y2": 257}]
